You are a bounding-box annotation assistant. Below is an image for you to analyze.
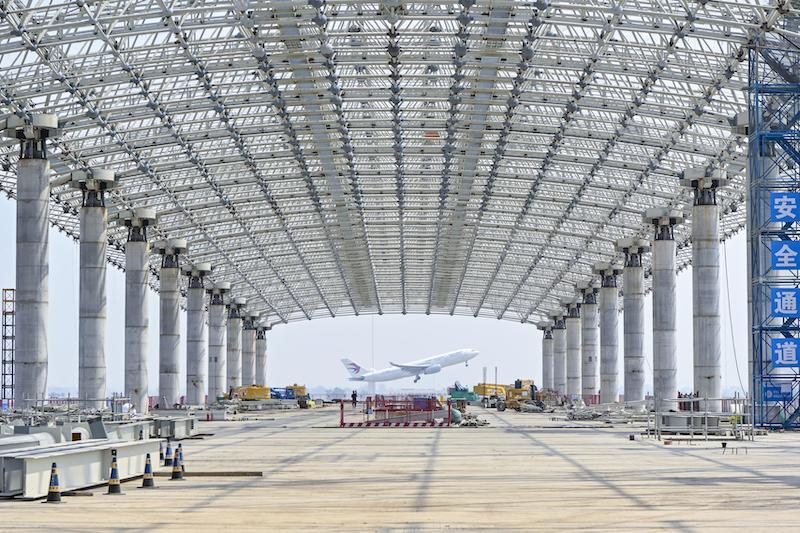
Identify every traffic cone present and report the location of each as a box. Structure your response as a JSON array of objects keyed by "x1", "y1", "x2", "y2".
[
  {"x1": 170, "y1": 449, "x2": 183, "y2": 480},
  {"x1": 107, "y1": 455, "x2": 122, "y2": 495},
  {"x1": 164, "y1": 441, "x2": 173, "y2": 467},
  {"x1": 46, "y1": 462, "x2": 61, "y2": 503},
  {"x1": 141, "y1": 453, "x2": 155, "y2": 488},
  {"x1": 159, "y1": 441, "x2": 164, "y2": 463},
  {"x1": 178, "y1": 443, "x2": 185, "y2": 473}
]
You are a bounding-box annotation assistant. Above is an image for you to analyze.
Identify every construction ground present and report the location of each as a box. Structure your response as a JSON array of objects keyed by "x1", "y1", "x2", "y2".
[{"x1": 2, "y1": 406, "x2": 797, "y2": 531}]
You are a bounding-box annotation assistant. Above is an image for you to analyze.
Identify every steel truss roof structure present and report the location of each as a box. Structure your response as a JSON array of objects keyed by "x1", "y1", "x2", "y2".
[{"x1": 0, "y1": 0, "x2": 794, "y2": 326}]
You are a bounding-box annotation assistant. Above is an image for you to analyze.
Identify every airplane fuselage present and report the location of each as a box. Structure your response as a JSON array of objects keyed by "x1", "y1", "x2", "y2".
[{"x1": 348, "y1": 349, "x2": 479, "y2": 383}]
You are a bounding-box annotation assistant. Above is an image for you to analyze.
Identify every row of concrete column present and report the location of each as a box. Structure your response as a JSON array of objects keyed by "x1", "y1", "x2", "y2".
[
  {"x1": 4, "y1": 113, "x2": 270, "y2": 413},
  {"x1": 121, "y1": 232, "x2": 271, "y2": 412},
  {"x1": 537, "y1": 169, "x2": 726, "y2": 412}
]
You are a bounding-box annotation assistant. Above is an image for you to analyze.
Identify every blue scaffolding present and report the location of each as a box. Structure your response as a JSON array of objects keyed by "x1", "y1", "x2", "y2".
[{"x1": 749, "y1": 32, "x2": 800, "y2": 428}]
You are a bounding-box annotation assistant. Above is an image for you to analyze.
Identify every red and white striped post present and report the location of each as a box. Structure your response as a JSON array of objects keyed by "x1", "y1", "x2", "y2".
[{"x1": 339, "y1": 401, "x2": 344, "y2": 427}]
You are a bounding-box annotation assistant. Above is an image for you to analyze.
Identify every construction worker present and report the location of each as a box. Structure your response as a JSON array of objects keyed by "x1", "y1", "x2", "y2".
[{"x1": 351, "y1": 390, "x2": 358, "y2": 408}]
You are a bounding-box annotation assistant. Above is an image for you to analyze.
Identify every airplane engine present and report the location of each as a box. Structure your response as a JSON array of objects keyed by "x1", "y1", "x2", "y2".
[{"x1": 423, "y1": 364, "x2": 441, "y2": 375}]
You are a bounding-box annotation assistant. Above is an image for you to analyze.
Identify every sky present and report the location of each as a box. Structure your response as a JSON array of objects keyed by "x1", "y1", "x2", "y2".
[{"x1": 0, "y1": 196, "x2": 750, "y2": 397}]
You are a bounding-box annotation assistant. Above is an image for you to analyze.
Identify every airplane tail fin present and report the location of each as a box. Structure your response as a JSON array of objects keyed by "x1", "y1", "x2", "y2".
[{"x1": 341, "y1": 358, "x2": 365, "y2": 378}]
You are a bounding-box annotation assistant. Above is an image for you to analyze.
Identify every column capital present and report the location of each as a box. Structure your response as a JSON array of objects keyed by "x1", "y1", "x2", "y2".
[
  {"x1": 208, "y1": 281, "x2": 231, "y2": 304},
  {"x1": 70, "y1": 169, "x2": 117, "y2": 208},
  {"x1": 616, "y1": 237, "x2": 650, "y2": 267},
  {"x1": 1, "y1": 113, "x2": 60, "y2": 159},
  {"x1": 183, "y1": 262, "x2": 212, "y2": 289},
  {"x1": 536, "y1": 320, "x2": 553, "y2": 332},
  {"x1": 116, "y1": 208, "x2": 157, "y2": 243},
  {"x1": 594, "y1": 262, "x2": 622, "y2": 287},
  {"x1": 227, "y1": 296, "x2": 246, "y2": 318},
  {"x1": 256, "y1": 323, "x2": 270, "y2": 339},
  {"x1": 549, "y1": 312, "x2": 566, "y2": 330},
  {"x1": 153, "y1": 237, "x2": 187, "y2": 268},
  {"x1": 680, "y1": 167, "x2": 729, "y2": 206},
  {"x1": 644, "y1": 207, "x2": 684, "y2": 241},
  {"x1": 562, "y1": 297, "x2": 581, "y2": 318},
  {"x1": 243, "y1": 311, "x2": 259, "y2": 330},
  {"x1": 577, "y1": 281, "x2": 598, "y2": 304}
]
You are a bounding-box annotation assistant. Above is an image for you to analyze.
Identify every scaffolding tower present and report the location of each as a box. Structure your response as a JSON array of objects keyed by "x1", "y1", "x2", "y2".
[
  {"x1": 749, "y1": 30, "x2": 800, "y2": 428},
  {"x1": 1, "y1": 288, "x2": 15, "y2": 410}
]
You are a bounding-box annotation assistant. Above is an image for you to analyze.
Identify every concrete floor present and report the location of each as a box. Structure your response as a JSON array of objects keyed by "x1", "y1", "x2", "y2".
[{"x1": 2, "y1": 406, "x2": 799, "y2": 531}]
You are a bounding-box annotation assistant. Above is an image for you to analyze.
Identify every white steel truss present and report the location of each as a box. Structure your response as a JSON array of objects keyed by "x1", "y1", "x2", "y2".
[{"x1": 0, "y1": 0, "x2": 794, "y2": 326}]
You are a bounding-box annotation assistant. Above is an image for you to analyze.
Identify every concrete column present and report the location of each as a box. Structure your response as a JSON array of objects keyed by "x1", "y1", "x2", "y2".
[
  {"x1": 226, "y1": 298, "x2": 246, "y2": 393},
  {"x1": 617, "y1": 238, "x2": 649, "y2": 405},
  {"x1": 551, "y1": 313, "x2": 567, "y2": 396},
  {"x1": 207, "y1": 282, "x2": 230, "y2": 403},
  {"x1": 682, "y1": 168, "x2": 728, "y2": 412},
  {"x1": 564, "y1": 300, "x2": 582, "y2": 399},
  {"x1": 646, "y1": 208, "x2": 684, "y2": 412},
  {"x1": 154, "y1": 238, "x2": 187, "y2": 408},
  {"x1": 119, "y1": 208, "x2": 156, "y2": 415},
  {"x1": 596, "y1": 263, "x2": 622, "y2": 404},
  {"x1": 256, "y1": 325, "x2": 269, "y2": 386},
  {"x1": 71, "y1": 169, "x2": 116, "y2": 410},
  {"x1": 579, "y1": 283, "x2": 599, "y2": 403},
  {"x1": 2, "y1": 114, "x2": 59, "y2": 408},
  {"x1": 537, "y1": 322, "x2": 554, "y2": 390},
  {"x1": 184, "y1": 263, "x2": 211, "y2": 406},
  {"x1": 241, "y1": 312, "x2": 257, "y2": 386}
]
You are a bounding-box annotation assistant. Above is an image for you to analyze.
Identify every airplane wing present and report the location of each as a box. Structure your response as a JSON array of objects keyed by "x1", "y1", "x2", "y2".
[{"x1": 389, "y1": 362, "x2": 430, "y2": 372}]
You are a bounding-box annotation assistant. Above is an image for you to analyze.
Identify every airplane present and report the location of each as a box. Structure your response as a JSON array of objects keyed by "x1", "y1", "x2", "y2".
[{"x1": 341, "y1": 349, "x2": 479, "y2": 383}]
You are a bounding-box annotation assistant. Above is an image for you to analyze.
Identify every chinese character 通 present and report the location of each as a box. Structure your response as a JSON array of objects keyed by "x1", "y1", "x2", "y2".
[{"x1": 774, "y1": 290, "x2": 798, "y2": 315}]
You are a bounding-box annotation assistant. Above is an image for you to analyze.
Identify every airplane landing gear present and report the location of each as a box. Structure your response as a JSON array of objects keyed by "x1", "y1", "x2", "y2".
[{"x1": 413, "y1": 375, "x2": 421, "y2": 383}]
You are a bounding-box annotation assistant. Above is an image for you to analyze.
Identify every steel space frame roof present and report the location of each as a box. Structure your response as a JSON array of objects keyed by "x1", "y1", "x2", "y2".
[{"x1": 0, "y1": 0, "x2": 793, "y2": 327}]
